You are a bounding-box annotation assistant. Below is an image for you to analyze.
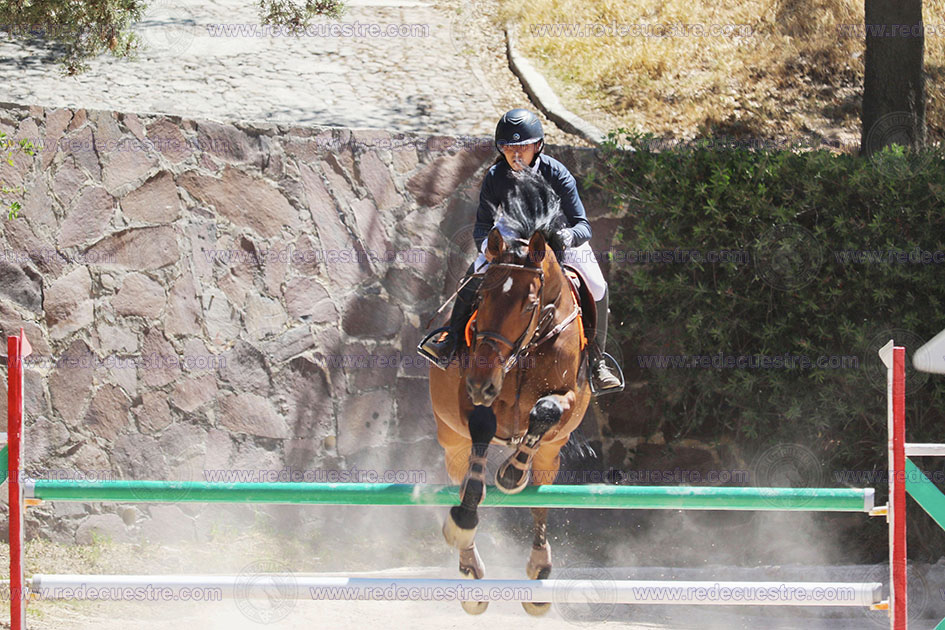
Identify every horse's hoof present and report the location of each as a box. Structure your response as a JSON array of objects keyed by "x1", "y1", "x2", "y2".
[
  {"x1": 462, "y1": 600, "x2": 489, "y2": 615},
  {"x1": 459, "y1": 545, "x2": 487, "y2": 614},
  {"x1": 495, "y1": 461, "x2": 529, "y2": 494},
  {"x1": 522, "y1": 601, "x2": 551, "y2": 616},
  {"x1": 526, "y1": 542, "x2": 552, "y2": 580},
  {"x1": 459, "y1": 544, "x2": 485, "y2": 579},
  {"x1": 443, "y1": 513, "x2": 477, "y2": 549}
]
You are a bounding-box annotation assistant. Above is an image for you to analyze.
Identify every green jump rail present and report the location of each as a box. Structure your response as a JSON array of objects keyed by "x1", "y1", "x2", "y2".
[{"x1": 26, "y1": 480, "x2": 875, "y2": 512}]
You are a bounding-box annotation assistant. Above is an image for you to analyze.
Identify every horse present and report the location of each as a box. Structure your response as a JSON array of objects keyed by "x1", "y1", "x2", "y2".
[{"x1": 428, "y1": 170, "x2": 593, "y2": 615}]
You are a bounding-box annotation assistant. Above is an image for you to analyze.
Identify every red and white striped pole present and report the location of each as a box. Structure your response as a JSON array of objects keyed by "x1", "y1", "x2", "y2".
[
  {"x1": 7, "y1": 329, "x2": 29, "y2": 630},
  {"x1": 883, "y1": 341, "x2": 907, "y2": 630}
]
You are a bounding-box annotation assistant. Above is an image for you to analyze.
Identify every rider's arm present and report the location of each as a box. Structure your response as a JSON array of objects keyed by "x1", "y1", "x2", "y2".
[{"x1": 548, "y1": 160, "x2": 592, "y2": 247}]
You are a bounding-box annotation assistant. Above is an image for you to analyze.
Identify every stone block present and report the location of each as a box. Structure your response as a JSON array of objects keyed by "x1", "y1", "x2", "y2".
[
  {"x1": 0, "y1": 260, "x2": 42, "y2": 312},
  {"x1": 83, "y1": 384, "x2": 132, "y2": 441},
  {"x1": 406, "y1": 146, "x2": 491, "y2": 207},
  {"x1": 171, "y1": 374, "x2": 218, "y2": 413},
  {"x1": 48, "y1": 339, "x2": 95, "y2": 426},
  {"x1": 284, "y1": 277, "x2": 336, "y2": 323},
  {"x1": 165, "y1": 270, "x2": 201, "y2": 336},
  {"x1": 218, "y1": 392, "x2": 288, "y2": 438},
  {"x1": 44, "y1": 266, "x2": 93, "y2": 339},
  {"x1": 179, "y1": 166, "x2": 299, "y2": 238},
  {"x1": 136, "y1": 390, "x2": 173, "y2": 434},
  {"x1": 341, "y1": 295, "x2": 403, "y2": 338},
  {"x1": 120, "y1": 171, "x2": 181, "y2": 223},
  {"x1": 58, "y1": 186, "x2": 114, "y2": 249},
  {"x1": 111, "y1": 273, "x2": 165, "y2": 318},
  {"x1": 83, "y1": 226, "x2": 180, "y2": 270}
]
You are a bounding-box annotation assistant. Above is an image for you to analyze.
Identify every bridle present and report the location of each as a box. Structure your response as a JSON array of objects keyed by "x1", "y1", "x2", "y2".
[
  {"x1": 471, "y1": 262, "x2": 545, "y2": 373},
  {"x1": 469, "y1": 257, "x2": 580, "y2": 374}
]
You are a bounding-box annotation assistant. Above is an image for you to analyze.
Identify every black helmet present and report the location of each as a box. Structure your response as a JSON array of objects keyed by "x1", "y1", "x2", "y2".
[{"x1": 494, "y1": 108, "x2": 544, "y2": 153}]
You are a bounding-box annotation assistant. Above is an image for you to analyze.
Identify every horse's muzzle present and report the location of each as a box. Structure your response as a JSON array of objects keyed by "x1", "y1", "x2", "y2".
[{"x1": 466, "y1": 376, "x2": 500, "y2": 407}]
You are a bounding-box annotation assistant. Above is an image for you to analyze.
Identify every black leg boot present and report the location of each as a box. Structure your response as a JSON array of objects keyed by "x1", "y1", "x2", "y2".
[{"x1": 589, "y1": 287, "x2": 623, "y2": 394}]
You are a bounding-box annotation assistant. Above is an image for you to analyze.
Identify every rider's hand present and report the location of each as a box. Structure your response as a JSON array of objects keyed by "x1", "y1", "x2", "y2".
[{"x1": 556, "y1": 228, "x2": 574, "y2": 249}]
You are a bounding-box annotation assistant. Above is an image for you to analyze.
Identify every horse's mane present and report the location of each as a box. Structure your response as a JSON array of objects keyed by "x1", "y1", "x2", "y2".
[{"x1": 493, "y1": 167, "x2": 568, "y2": 259}]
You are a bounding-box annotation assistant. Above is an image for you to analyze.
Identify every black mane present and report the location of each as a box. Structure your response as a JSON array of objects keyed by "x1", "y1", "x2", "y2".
[{"x1": 494, "y1": 167, "x2": 568, "y2": 258}]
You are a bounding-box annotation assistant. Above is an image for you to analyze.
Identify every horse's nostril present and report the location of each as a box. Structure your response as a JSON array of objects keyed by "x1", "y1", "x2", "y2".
[{"x1": 485, "y1": 383, "x2": 496, "y2": 398}]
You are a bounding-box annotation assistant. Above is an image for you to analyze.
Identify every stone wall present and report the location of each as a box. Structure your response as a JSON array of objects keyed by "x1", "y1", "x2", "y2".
[{"x1": 0, "y1": 102, "x2": 634, "y2": 543}]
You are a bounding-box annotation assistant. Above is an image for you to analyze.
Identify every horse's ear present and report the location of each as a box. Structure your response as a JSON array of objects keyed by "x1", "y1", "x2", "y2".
[
  {"x1": 527, "y1": 232, "x2": 547, "y2": 265},
  {"x1": 486, "y1": 227, "x2": 505, "y2": 259}
]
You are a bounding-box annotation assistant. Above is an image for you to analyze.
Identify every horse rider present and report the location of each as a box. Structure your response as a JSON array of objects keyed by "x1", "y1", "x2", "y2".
[{"x1": 420, "y1": 108, "x2": 623, "y2": 395}]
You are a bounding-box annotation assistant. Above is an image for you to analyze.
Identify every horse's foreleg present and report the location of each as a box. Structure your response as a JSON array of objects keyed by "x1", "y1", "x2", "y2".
[
  {"x1": 442, "y1": 406, "x2": 496, "y2": 615},
  {"x1": 443, "y1": 405, "x2": 496, "y2": 549},
  {"x1": 496, "y1": 393, "x2": 573, "y2": 493}
]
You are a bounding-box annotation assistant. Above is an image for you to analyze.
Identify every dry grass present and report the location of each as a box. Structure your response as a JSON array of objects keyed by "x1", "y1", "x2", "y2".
[{"x1": 500, "y1": 0, "x2": 945, "y2": 145}]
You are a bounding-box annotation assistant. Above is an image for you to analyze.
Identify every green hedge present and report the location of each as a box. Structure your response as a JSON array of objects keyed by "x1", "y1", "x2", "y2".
[{"x1": 589, "y1": 132, "x2": 945, "y2": 558}]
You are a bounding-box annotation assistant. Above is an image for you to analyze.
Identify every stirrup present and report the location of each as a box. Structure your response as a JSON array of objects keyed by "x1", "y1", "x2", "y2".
[
  {"x1": 589, "y1": 352, "x2": 625, "y2": 396},
  {"x1": 418, "y1": 326, "x2": 454, "y2": 370}
]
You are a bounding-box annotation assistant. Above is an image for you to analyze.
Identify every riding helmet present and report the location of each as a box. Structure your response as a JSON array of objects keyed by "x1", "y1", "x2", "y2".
[{"x1": 494, "y1": 108, "x2": 544, "y2": 152}]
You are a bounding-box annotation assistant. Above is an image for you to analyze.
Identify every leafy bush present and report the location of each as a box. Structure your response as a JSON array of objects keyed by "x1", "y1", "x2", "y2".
[
  {"x1": 590, "y1": 132, "x2": 945, "y2": 559},
  {"x1": 590, "y1": 130, "x2": 945, "y2": 488}
]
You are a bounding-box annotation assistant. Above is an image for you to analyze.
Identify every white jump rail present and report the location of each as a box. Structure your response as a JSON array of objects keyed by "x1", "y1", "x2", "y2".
[{"x1": 26, "y1": 575, "x2": 882, "y2": 607}]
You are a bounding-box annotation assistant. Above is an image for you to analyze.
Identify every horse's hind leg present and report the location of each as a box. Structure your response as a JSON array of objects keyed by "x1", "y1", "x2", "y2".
[
  {"x1": 522, "y1": 441, "x2": 564, "y2": 616},
  {"x1": 521, "y1": 507, "x2": 552, "y2": 616}
]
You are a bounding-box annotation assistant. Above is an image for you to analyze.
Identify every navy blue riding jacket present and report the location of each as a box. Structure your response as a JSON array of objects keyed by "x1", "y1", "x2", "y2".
[{"x1": 473, "y1": 154, "x2": 592, "y2": 251}]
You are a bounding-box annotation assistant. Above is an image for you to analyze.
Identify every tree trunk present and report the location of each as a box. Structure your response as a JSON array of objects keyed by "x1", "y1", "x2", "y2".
[{"x1": 860, "y1": 0, "x2": 926, "y2": 156}]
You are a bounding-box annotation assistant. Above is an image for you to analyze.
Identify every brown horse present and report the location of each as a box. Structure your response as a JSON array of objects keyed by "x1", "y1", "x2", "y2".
[{"x1": 429, "y1": 212, "x2": 593, "y2": 614}]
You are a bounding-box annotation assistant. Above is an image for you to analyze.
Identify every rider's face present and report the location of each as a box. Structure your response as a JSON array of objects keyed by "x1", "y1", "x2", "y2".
[{"x1": 501, "y1": 142, "x2": 539, "y2": 171}]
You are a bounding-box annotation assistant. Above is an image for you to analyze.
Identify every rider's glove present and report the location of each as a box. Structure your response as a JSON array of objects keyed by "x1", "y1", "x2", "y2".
[{"x1": 555, "y1": 228, "x2": 575, "y2": 249}]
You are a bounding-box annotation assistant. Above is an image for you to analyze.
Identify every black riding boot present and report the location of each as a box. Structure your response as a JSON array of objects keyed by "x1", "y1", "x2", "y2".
[
  {"x1": 589, "y1": 287, "x2": 623, "y2": 394},
  {"x1": 420, "y1": 268, "x2": 481, "y2": 367}
]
